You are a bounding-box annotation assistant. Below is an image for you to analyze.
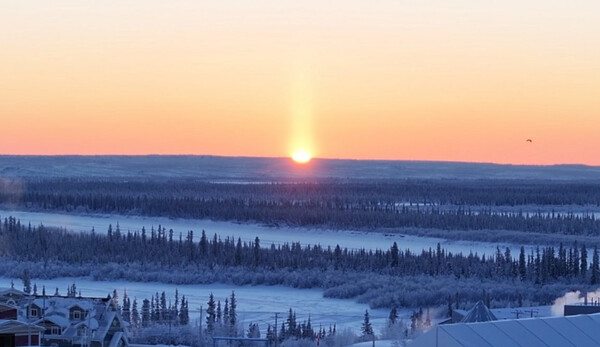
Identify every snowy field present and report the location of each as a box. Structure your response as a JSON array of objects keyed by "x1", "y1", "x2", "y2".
[
  {"x1": 0, "y1": 209, "x2": 531, "y2": 256},
  {"x1": 0, "y1": 277, "x2": 392, "y2": 335}
]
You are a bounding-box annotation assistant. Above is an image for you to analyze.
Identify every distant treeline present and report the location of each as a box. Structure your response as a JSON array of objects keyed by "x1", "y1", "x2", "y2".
[
  {"x1": 2, "y1": 179, "x2": 600, "y2": 234},
  {"x1": 1, "y1": 215, "x2": 598, "y2": 308}
]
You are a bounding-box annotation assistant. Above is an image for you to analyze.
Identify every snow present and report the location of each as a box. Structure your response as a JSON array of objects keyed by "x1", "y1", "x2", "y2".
[
  {"x1": 0, "y1": 277, "x2": 392, "y2": 335},
  {"x1": 351, "y1": 340, "x2": 406, "y2": 347},
  {"x1": 411, "y1": 314, "x2": 600, "y2": 347},
  {"x1": 0, "y1": 209, "x2": 532, "y2": 256}
]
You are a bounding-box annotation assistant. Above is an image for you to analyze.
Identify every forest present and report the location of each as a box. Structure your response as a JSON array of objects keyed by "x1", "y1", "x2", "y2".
[
  {"x1": 1, "y1": 179, "x2": 600, "y2": 237},
  {"x1": 1, "y1": 215, "x2": 599, "y2": 310}
]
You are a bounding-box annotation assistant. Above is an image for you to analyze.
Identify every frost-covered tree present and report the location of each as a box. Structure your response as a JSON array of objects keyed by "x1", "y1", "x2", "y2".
[
  {"x1": 206, "y1": 293, "x2": 216, "y2": 334},
  {"x1": 131, "y1": 298, "x2": 140, "y2": 330},
  {"x1": 361, "y1": 310, "x2": 373, "y2": 337}
]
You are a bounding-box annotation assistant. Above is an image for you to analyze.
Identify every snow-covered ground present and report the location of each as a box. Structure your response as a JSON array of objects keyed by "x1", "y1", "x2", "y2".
[
  {"x1": 0, "y1": 209, "x2": 531, "y2": 256},
  {"x1": 0, "y1": 277, "x2": 392, "y2": 335}
]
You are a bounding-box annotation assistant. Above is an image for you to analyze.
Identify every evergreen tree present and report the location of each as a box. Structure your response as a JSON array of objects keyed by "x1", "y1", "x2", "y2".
[
  {"x1": 303, "y1": 316, "x2": 313, "y2": 338},
  {"x1": 122, "y1": 291, "x2": 131, "y2": 323},
  {"x1": 388, "y1": 307, "x2": 398, "y2": 326},
  {"x1": 286, "y1": 308, "x2": 296, "y2": 338},
  {"x1": 160, "y1": 291, "x2": 167, "y2": 323},
  {"x1": 142, "y1": 299, "x2": 151, "y2": 328},
  {"x1": 247, "y1": 323, "x2": 260, "y2": 338},
  {"x1": 223, "y1": 298, "x2": 229, "y2": 324},
  {"x1": 391, "y1": 242, "x2": 399, "y2": 267},
  {"x1": 216, "y1": 300, "x2": 222, "y2": 325},
  {"x1": 266, "y1": 324, "x2": 276, "y2": 345},
  {"x1": 361, "y1": 310, "x2": 373, "y2": 337},
  {"x1": 174, "y1": 289, "x2": 179, "y2": 325},
  {"x1": 592, "y1": 246, "x2": 599, "y2": 284},
  {"x1": 229, "y1": 291, "x2": 237, "y2": 336},
  {"x1": 574, "y1": 242, "x2": 580, "y2": 277},
  {"x1": 253, "y1": 237, "x2": 261, "y2": 267},
  {"x1": 131, "y1": 298, "x2": 140, "y2": 330},
  {"x1": 179, "y1": 296, "x2": 189, "y2": 325},
  {"x1": 206, "y1": 293, "x2": 216, "y2": 333},
  {"x1": 279, "y1": 323, "x2": 286, "y2": 343},
  {"x1": 519, "y1": 246, "x2": 526, "y2": 281},
  {"x1": 150, "y1": 296, "x2": 156, "y2": 323},
  {"x1": 200, "y1": 230, "x2": 208, "y2": 255},
  {"x1": 235, "y1": 238, "x2": 243, "y2": 265},
  {"x1": 582, "y1": 244, "x2": 588, "y2": 278}
]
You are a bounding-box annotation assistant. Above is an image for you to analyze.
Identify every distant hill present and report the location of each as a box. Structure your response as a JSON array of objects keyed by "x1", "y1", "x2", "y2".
[{"x1": 0, "y1": 155, "x2": 599, "y2": 181}]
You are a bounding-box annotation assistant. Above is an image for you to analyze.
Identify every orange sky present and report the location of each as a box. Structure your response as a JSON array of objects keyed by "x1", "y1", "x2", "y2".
[{"x1": 1, "y1": 1, "x2": 599, "y2": 165}]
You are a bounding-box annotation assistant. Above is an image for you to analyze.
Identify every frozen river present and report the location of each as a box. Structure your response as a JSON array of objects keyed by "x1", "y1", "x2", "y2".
[{"x1": 0, "y1": 209, "x2": 528, "y2": 256}]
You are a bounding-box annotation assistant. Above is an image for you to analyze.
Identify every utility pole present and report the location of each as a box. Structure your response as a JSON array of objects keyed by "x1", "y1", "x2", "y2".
[{"x1": 199, "y1": 306, "x2": 203, "y2": 336}]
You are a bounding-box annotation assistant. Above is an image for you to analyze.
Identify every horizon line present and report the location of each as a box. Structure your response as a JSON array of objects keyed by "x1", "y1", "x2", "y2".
[{"x1": 0, "y1": 153, "x2": 597, "y2": 168}]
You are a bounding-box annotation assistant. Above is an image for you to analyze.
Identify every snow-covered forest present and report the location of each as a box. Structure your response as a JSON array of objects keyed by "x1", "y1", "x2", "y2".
[
  {"x1": 1, "y1": 215, "x2": 599, "y2": 309},
  {"x1": 2, "y1": 179, "x2": 600, "y2": 239}
]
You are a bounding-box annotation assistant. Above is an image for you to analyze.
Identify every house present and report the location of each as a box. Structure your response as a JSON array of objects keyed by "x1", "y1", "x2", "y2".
[
  {"x1": 410, "y1": 312, "x2": 600, "y2": 346},
  {"x1": 0, "y1": 287, "x2": 128, "y2": 347},
  {"x1": 0, "y1": 301, "x2": 44, "y2": 347}
]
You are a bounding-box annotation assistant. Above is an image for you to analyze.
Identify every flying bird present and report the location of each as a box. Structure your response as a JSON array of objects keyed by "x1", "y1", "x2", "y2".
[{"x1": 526, "y1": 139, "x2": 533, "y2": 143}]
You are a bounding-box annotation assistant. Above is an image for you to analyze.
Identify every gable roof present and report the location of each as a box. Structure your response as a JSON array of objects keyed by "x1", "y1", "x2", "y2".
[{"x1": 460, "y1": 301, "x2": 497, "y2": 323}]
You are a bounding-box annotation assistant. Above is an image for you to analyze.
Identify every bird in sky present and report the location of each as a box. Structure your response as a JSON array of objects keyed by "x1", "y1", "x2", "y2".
[{"x1": 526, "y1": 139, "x2": 533, "y2": 143}]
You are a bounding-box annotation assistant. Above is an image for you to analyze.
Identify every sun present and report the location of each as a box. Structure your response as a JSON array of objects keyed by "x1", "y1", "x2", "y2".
[{"x1": 292, "y1": 150, "x2": 312, "y2": 164}]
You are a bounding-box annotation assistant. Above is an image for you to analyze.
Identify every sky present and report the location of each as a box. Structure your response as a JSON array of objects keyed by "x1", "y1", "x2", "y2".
[{"x1": 1, "y1": 0, "x2": 599, "y2": 165}]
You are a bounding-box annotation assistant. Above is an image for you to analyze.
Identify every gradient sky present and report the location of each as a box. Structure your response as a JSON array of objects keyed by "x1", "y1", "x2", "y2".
[{"x1": 1, "y1": 1, "x2": 599, "y2": 164}]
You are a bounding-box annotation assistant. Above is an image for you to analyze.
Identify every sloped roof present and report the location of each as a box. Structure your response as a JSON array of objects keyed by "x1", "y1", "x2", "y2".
[
  {"x1": 0, "y1": 320, "x2": 45, "y2": 334},
  {"x1": 411, "y1": 313, "x2": 600, "y2": 347},
  {"x1": 108, "y1": 332, "x2": 125, "y2": 347},
  {"x1": 0, "y1": 288, "x2": 25, "y2": 297},
  {"x1": 35, "y1": 315, "x2": 71, "y2": 328},
  {"x1": 460, "y1": 301, "x2": 497, "y2": 323}
]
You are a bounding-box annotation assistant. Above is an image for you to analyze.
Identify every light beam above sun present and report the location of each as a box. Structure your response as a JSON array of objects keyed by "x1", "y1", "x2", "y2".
[{"x1": 292, "y1": 150, "x2": 312, "y2": 164}]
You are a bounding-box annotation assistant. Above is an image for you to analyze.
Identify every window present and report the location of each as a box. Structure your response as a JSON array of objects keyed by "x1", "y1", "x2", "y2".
[
  {"x1": 73, "y1": 310, "x2": 81, "y2": 320},
  {"x1": 31, "y1": 308, "x2": 38, "y2": 317},
  {"x1": 51, "y1": 326, "x2": 61, "y2": 335}
]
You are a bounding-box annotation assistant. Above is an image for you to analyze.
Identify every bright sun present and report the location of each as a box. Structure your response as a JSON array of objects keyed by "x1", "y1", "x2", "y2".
[{"x1": 292, "y1": 150, "x2": 312, "y2": 164}]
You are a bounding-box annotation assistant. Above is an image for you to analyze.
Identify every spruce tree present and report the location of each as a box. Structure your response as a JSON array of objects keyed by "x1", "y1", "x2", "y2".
[
  {"x1": 122, "y1": 291, "x2": 131, "y2": 323},
  {"x1": 519, "y1": 246, "x2": 526, "y2": 281},
  {"x1": 361, "y1": 310, "x2": 373, "y2": 337},
  {"x1": 388, "y1": 307, "x2": 398, "y2": 326},
  {"x1": 142, "y1": 299, "x2": 150, "y2": 328},
  {"x1": 160, "y1": 291, "x2": 167, "y2": 323},
  {"x1": 131, "y1": 298, "x2": 140, "y2": 330},
  {"x1": 229, "y1": 291, "x2": 237, "y2": 336},
  {"x1": 179, "y1": 296, "x2": 189, "y2": 325},
  {"x1": 174, "y1": 289, "x2": 179, "y2": 325},
  {"x1": 216, "y1": 300, "x2": 222, "y2": 325},
  {"x1": 223, "y1": 298, "x2": 229, "y2": 324},
  {"x1": 207, "y1": 293, "x2": 216, "y2": 334},
  {"x1": 582, "y1": 244, "x2": 588, "y2": 278},
  {"x1": 592, "y1": 246, "x2": 599, "y2": 284},
  {"x1": 391, "y1": 242, "x2": 399, "y2": 267}
]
